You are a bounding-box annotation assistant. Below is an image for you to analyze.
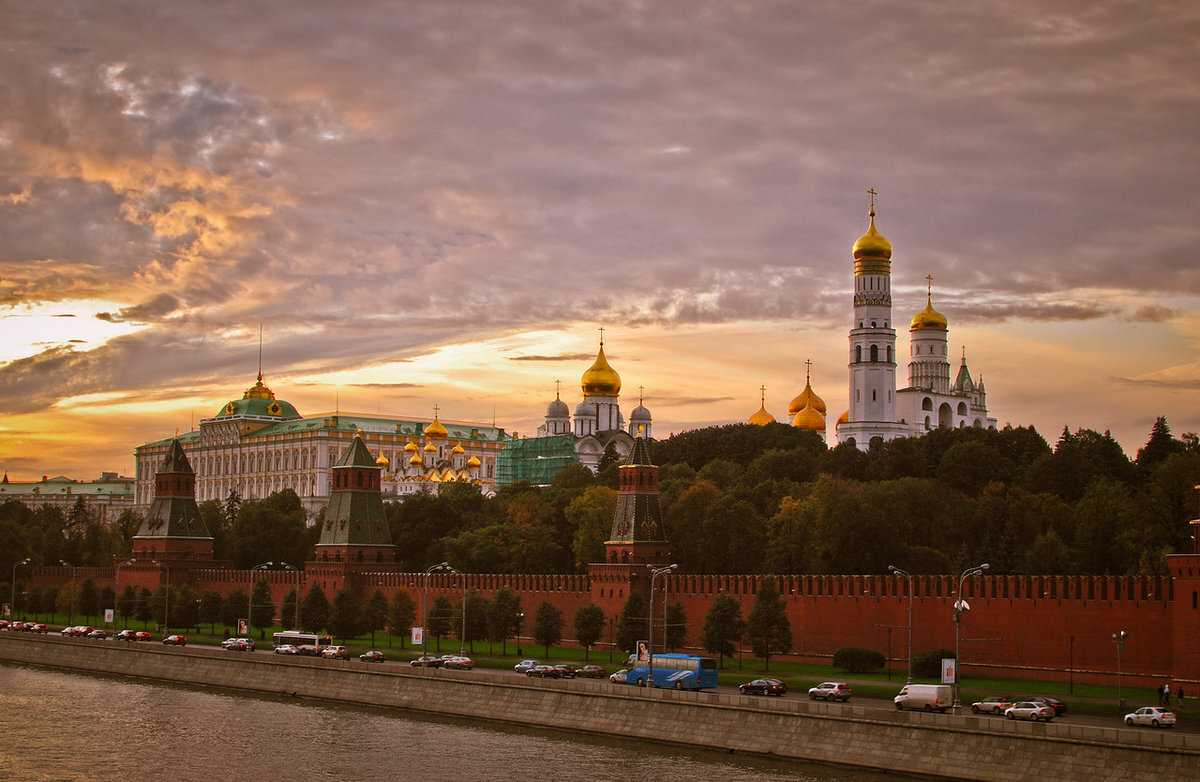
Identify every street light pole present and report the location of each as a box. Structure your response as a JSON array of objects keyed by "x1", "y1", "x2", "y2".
[
  {"x1": 11, "y1": 557, "x2": 30, "y2": 620},
  {"x1": 248, "y1": 561, "x2": 272, "y2": 641},
  {"x1": 888, "y1": 565, "x2": 914, "y2": 684},
  {"x1": 422, "y1": 561, "x2": 449, "y2": 666},
  {"x1": 113, "y1": 558, "x2": 134, "y2": 630},
  {"x1": 60, "y1": 560, "x2": 77, "y2": 626},
  {"x1": 953, "y1": 562, "x2": 989, "y2": 712},
  {"x1": 1113, "y1": 630, "x2": 1128, "y2": 710},
  {"x1": 279, "y1": 561, "x2": 299, "y2": 629},
  {"x1": 152, "y1": 560, "x2": 170, "y2": 633},
  {"x1": 647, "y1": 563, "x2": 677, "y2": 689}
]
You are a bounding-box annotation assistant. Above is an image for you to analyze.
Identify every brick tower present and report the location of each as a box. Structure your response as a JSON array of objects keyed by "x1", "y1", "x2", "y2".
[{"x1": 131, "y1": 435, "x2": 214, "y2": 562}]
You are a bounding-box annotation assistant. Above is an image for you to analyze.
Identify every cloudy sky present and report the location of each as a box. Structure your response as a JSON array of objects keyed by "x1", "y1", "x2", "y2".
[{"x1": 2, "y1": 1, "x2": 1198, "y2": 479}]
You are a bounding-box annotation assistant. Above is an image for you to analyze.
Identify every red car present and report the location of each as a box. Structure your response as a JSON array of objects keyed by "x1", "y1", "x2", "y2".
[
  {"x1": 134, "y1": 631, "x2": 152, "y2": 642},
  {"x1": 162, "y1": 635, "x2": 187, "y2": 646}
]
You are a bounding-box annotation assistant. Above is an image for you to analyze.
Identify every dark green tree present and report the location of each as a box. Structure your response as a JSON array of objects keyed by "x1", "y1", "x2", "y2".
[
  {"x1": 299, "y1": 584, "x2": 331, "y2": 634},
  {"x1": 362, "y1": 590, "x2": 389, "y2": 646},
  {"x1": 78, "y1": 578, "x2": 100, "y2": 623},
  {"x1": 251, "y1": 578, "x2": 275, "y2": 637},
  {"x1": 427, "y1": 595, "x2": 454, "y2": 652},
  {"x1": 458, "y1": 589, "x2": 489, "y2": 653},
  {"x1": 486, "y1": 587, "x2": 522, "y2": 655},
  {"x1": 99, "y1": 585, "x2": 116, "y2": 621},
  {"x1": 280, "y1": 588, "x2": 299, "y2": 630},
  {"x1": 701, "y1": 592, "x2": 744, "y2": 663},
  {"x1": 745, "y1": 576, "x2": 791, "y2": 671},
  {"x1": 173, "y1": 584, "x2": 200, "y2": 631},
  {"x1": 573, "y1": 603, "x2": 606, "y2": 660},
  {"x1": 387, "y1": 588, "x2": 416, "y2": 648},
  {"x1": 532, "y1": 600, "x2": 564, "y2": 657},
  {"x1": 615, "y1": 591, "x2": 648, "y2": 657},
  {"x1": 199, "y1": 589, "x2": 224, "y2": 634},
  {"x1": 223, "y1": 589, "x2": 249, "y2": 631},
  {"x1": 1137, "y1": 416, "x2": 1182, "y2": 470},
  {"x1": 117, "y1": 585, "x2": 137, "y2": 629},
  {"x1": 665, "y1": 600, "x2": 687, "y2": 651},
  {"x1": 150, "y1": 586, "x2": 173, "y2": 631},
  {"x1": 329, "y1": 588, "x2": 363, "y2": 642}
]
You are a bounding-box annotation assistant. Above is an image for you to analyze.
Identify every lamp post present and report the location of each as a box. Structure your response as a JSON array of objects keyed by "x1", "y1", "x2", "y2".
[
  {"x1": 248, "y1": 561, "x2": 272, "y2": 641},
  {"x1": 151, "y1": 560, "x2": 169, "y2": 633},
  {"x1": 888, "y1": 565, "x2": 914, "y2": 684},
  {"x1": 1113, "y1": 631, "x2": 1128, "y2": 710},
  {"x1": 647, "y1": 563, "x2": 677, "y2": 689},
  {"x1": 114, "y1": 558, "x2": 134, "y2": 630},
  {"x1": 278, "y1": 561, "x2": 300, "y2": 629},
  {"x1": 517, "y1": 611, "x2": 525, "y2": 657},
  {"x1": 421, "y1": 561, "x2": 449, "y2": 666},
  {"x1": 60, "y1": 560, "x2": 77, "y2": 626},
  {"x1": 953, "y1": 562, "x2": 989, "y2": 712},
  {"x1": 11, "y1": 557, "x2": 30, "y2": 620}
]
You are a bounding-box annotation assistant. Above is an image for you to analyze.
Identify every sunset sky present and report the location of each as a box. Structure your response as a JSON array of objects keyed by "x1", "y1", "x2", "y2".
[{"x1": 2, "y1": 1, "x2": 1198, "y2": 480}]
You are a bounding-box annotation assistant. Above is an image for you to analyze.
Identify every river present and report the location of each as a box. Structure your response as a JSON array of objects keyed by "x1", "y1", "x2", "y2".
[{"x1": 0, "y1": 663, "x2": 903, "y2": 781}]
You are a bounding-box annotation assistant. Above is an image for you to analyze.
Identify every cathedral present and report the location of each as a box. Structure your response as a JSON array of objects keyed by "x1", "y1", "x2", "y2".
[{"x1": 836, "y1": 196, "x2": 997, "y2": 448}]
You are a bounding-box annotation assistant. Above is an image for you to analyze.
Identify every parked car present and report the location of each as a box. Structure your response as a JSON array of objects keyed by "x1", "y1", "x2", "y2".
[
  {"x1": 894, "y1": 684, "x2": 951, "y2": 712},
  {"x1": 86, "y1": 629, "x2": 108, "y2": 640},
  {"x1": 410, "y1": 656, "x2": 444, "y2": 668},
  {"x1": 274, "y1": 644, "x2": 298, "y2": 655},
  {"x1": 971, "y1": 696, "x2": 1013, "y2": 715},
  {"x1": 513, "y1": 659, "x2": 541, "y2": 674},
  {"x1": 1020, "y1": 696, "x2": 1067, "y2": 716},
  {"x1": 526, "y1": 664, "x2": 559, "y2": 678},
  {"x1": 609, "y1": 668, "x2": 629, "y2": 683},
  {"x1": 1004, "y1": 701, "x2": 1056, "y2": 722},
  {"x1": 441, "y1": 656, "x2": 474, "y2": 670},
  {"x1": 742, "y1": 678, "x2": 788, "y2": 696},
  {"x1": 577, "y1": 665, "x2": 606, "y2": 679},
  {"x1": 162, "y1": 635, "x2": 187, "y2": 646},
  {"x1": 321, "y1": 646, "x2": 349, "y2": 660},
  {"x1": 1125, "y1": 706, "x2": 1176, "y2": 728},
  {"x1": 359, "y1": 651, "x2": 386, "y2": 663},
  {"x1": 29, "y1": 623, "x2": 49, "y2": 634},
  {"x1": 116, "y1": 629, "x2": 136, "y2": 641},
  {"x1": 552, "y1": 664, "x2": 577, "y2": 679},
  {"x1": 220, "y1": 637, "x2": 254, "y2": 651},
  {"x1": 134, "y1": 631, "x2": 152, "y2": 642},
  {"x1": 807, "y1": 681, "x2": 850, "y2": 701}
]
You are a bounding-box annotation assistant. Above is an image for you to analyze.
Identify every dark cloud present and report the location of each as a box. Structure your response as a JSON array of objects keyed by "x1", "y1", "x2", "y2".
[{"x1": 96, "y1": 294, "x2": 181, "y2": 323}]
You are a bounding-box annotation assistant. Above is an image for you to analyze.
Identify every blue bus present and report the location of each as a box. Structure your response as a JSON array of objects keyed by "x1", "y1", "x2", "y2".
[{"x1": 623, "y1": 653, "x2": 719, "y2": 690}]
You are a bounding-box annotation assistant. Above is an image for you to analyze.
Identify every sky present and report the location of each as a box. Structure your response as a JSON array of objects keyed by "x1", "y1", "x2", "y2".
[{"x1": 2, "y1": 1, "x2": 1199, "y2": 480}]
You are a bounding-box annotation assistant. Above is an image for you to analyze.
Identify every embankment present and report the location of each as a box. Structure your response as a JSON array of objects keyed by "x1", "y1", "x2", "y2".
[{"x1": 3, "y1": 633, "x2": 1196, "y2": 780}]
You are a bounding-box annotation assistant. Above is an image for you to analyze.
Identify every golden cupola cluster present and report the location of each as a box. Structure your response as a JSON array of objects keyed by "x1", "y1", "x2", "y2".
[
  {"x1": 581, "y1": 342, "x2": 622, "y2": 396},
  {"x1": 748, "y1": 367, "x2": 826, "y2": 434}
]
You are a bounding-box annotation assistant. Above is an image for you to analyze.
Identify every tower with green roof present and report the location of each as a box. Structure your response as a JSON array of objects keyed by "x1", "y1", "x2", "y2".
[{"x1": 313, "y1": 430, "x2": 395, "y2": 566}]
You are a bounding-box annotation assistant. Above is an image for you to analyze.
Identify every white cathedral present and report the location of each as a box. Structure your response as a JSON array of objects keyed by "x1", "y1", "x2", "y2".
[{"x1": 836, "y1": 197, "x2": 997, "y2": 449}]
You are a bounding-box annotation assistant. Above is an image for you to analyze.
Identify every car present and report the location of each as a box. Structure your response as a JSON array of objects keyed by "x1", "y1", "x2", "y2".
[
  {"x1": 162, "y1": 635, "x2": 187, "y2": 646},
  {"x1": 322, "y1": 646, "x2": 349, "y2": 660},
  {"x1": 296, "y1": 644, "x2": 321, "y2": 656},
  {"x1": 552, "y1": 664, "x2": 577, "y2": 679},
  {"x1": 526, "y1": 664, "x2": 559, "y2": 678},
  {"x1": 807, "y1": 681, "x2": 850, "y2": 702},
  {"x1": 441, "y1": 656, "x2": 474, "y2": 670},
  {"x1": 134, "y1": 631, "x2": 152, "y2": 642},
  {"x1": 577, "y1": 665, "x2": 606, "y2": 679},
  {"x1": 220, "y1": 637, "x2": 254, "y2": 651},
  {"x1": 1020, "y1": 696, "x2": 1067, "y2": 716},
  {"x1": 513, "y1": 659, "x2": 541, "y2": 674},
  {"x1": 609, "y1": 668, "x2": 628, "y2": 683},
  {"x1": 1004, "y1": 701, "x2": 1056, "y2": 721},
  {"x1": 742, "y1": 678, "x2": 788, "y2": 696},
  {"x1": 359, "y1": 651, "x2": 386, "y2": 663},
  {"x1": 971, "y1": 696, "x2": 1013, "y2": 715},
  {"x1": 86, "y1": 629, "x2": 108, "y2": 640},
  {"x1": 116, "y1": 629, "x2": 136, "y2": 641},
  {"x1": 1125, "y1": 706, "x2": 1176, "y2": 728},
  {"x1": 29, "y1": 623, "x2": 48, "y2": 634},
  {"x1": 410, "y1": 656, "x2": 444, "y2": 668},
  {"x1": 274, "y1": 644, "x2": 298, "y2": 655}
]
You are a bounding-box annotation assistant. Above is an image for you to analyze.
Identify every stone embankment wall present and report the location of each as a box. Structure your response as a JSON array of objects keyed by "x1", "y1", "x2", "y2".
[{"x1": 2, "y1": 634, "x2": 1197, "y2": 781}]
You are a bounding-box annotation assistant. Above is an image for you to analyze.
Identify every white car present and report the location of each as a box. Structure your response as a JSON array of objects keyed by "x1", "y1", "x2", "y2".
[
  {"x1": 1004, "y1": 701, "x2": 1055, "y2": 721},
  {"x1": 274, "y1": 644, "x2": 298, "y2": 655},
  {"x1": 1125, "y1": 706, "x2": 1176, "y2": 728},
  {"x1": 321, "y1": 646, "x2": 349, "y2": 659},
  {"x1": 609, "y1": 668, "x2": 628, "y2": 683}
]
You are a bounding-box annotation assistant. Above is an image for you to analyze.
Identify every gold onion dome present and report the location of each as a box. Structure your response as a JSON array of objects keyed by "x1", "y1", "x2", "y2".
[
  {"x1": 409, "y1": 452, "x2": 423, "y2": 466},
  {"x1": 748, "y1": 404, "x2": 776, "y2": 426},
  {"x1": 244, "y1": 371, "x2": 276, "y2": 400},
  {"x1": 788, "y1": 380, "x2": 827, "y2": 417},
  {"x1": 423, "y1": 441, "x2": 436, "y2": 453},
  {"x1": 452, "y1": 441, "x2": 465, "y2": 454},
  {"x1": 581, "y1": 342, "x2": 621, "y2": 396},
  {"x1": 424, "y1": 414, "x2": 448, "y2": 440},
  {"x1": 911, "y1": 295, "x2": 948, "y2": 330},
  {"x1": 376, "y1": 454, "x2": 389, "y2": 466},
  {"x1": 792, "y1": 403, "x2": 826, "y2": 431},
  {"x1": 836, "y1": 410, "x2": 850, "y2": 427},
  {"x1": 404, "y1": 438, "x2": 418, "y2": 452},
  {"x1": 467, "y1": 454, "x2": 481, "y2": 468},
  {"x1": 852, "y1": 210, "x2": 892, "y2": 262}
]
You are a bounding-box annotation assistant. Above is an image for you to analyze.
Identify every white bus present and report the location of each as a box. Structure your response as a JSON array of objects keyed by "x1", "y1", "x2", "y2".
[{"x1": 272, "y1": 631, "x2": 333, "y2": 655}]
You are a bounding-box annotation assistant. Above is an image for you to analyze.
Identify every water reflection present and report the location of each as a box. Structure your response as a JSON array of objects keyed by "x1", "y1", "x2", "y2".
[{"x1": 0, "y1": 664, "x2": 898, "y2": 781}]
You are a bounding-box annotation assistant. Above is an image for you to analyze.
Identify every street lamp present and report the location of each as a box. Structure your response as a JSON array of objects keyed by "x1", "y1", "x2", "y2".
[
  {"x1": 1113, "y1": 631, "x2": 1128, "y2": 710},
  {"x1": 421, "y1": 561, "x2": 449, "y2": 666},
  {"x1": 953, "y1": 562, "x2": 989, "y2": 711},
  {"x1": 516, "y1": 611, "x2": 525, "y2": 656},
  {"x1": 647, "y1": 563, "x2": 677, "y2": 689},
  {"x1": 248, "y1": 561, "x2": 272, "y2": 641},
  {"x1": 60, "y1": 560, "x2": 77, "y2": 626},
  {"x1": 11, "y1": 557, "x2": 30, "y2": 620},
  {"x1": 888, "y1": 566, "x2": 915, "y2": 684},
  {"x1": 442, "y1": 565, "x2": 466, "y2": 656},
  {"x1": 152, "y1": 560, "x2": 170, "y2": 633},
  {"x1": 114, "y1": 558, "x2": 134, "y2": 629},
  {"x1": 278, "y1": 561, "x2": 300, "y2": 629}
]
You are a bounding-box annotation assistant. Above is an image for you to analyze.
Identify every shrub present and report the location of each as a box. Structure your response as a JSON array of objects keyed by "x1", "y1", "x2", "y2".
[
  {"x1": 833, "y1": 647, "x2": 886, "y2": 673},
  {"x1": 913, "y1": 648, "x2": 955, "y2": 679}
]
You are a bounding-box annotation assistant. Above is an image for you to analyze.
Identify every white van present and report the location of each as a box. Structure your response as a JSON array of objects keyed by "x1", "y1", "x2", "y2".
[{"x1": 894, "y1": 684, "x2": 952, "y2": 712}]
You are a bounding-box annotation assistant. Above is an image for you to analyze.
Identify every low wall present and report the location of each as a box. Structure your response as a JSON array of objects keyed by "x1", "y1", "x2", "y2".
[{"x1": 3, "y1": 634, "x2": 1197, "y2": 781}]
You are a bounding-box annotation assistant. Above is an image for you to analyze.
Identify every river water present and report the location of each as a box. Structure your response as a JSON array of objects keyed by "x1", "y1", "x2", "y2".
[{"x1": 0, "y1": 663, "x2": 903, "y2": 782}]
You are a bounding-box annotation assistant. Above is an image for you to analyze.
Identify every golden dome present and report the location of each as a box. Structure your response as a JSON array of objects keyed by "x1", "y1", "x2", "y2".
[
  {"x1": 788, "y1": 380, "x2": 827, "y2": 417},
  {"x1": 748, "y1": 404, "x2": 776, "y2": 426},
  {"x1": 791, "y1": 402, "x2": 826, "y2": 431},
  {"x1": 404, "y1": 438, "x2": 418, "y2": 452},
  {"x1": 424, "y1": 414, "x2": 448, "y2": 440},
  {"x1": 852, "y1": 210, "x2": 892, "y2": 262},
  {"x1": 243, "y1": 371, "x2": 276, "y2": 400},
  {"x1": 424, "y1": 441, "x2": 436, "y2": 453},
  {"x1": 452, "y1": 441, "x2": 465, "y2": 455},
  {"x1": 376, "y1": 454, "x2": 389, "y2": 466},
  {"x1": 467, "y1": 454, "x2": 481, "y2": 468},
  {"x1": 581, "y1": 342, "x2": 621, "y2": 396},
  {"x1": 409, "y1": 452, "x2": 423, "y2": 466},
  {"x1": 911, "y1": 293, "x2": 948, "y2": 330},
  {"x1": 836, "y1": 409, "x2": 850, "y2": 427}
]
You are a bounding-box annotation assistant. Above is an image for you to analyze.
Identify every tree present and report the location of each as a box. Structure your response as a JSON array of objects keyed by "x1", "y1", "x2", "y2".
[
  {"x1": 150, "y1": 586, "x2": 173, "y2": 631},
  {"x1": 330, "y1": 588, "x2": 363, "y2": 642},
  {"x1": 231, "y1": 490, "x2": 315, "y2": 569},
  {"x1": 99, "y1": 586, "x2": 116, "y2": 621},
  {"x1": 135, "y1": 588, "x2": 152, "y2": 629},
  {"x1": 665, "y1": 600, "x2": 687, "y2": 651},
  {"x1": 745, "y1": 576, "x2": 791, "y2": 671},
  {"x1": 573, "y1": 603, "x2": 606, "y2": 660},
  {"x1": 532, "y1": 600, "x2": 564, "y2": 657},
  {"x1": 566, "y1": 486, "x2": 618, "y2": 571},
  {"x1": 387, "y1": 588, "x2": 416, "y2": 648},
  {"x1": 280, "y1": 588, "x2": 299, "y2": 630},
  {"x1": 1137, "y1": 416, "x2": 1182, "y2": 470},
  {"x1": 454, "y1": 589, "x2": 489, "y2": 653},
  {"x1": 486, "y1": 587, "x2": 522, "y2": 655},
  {"x1": 299, "y1": 584, "x2": 330, "y2": 634},
  {"x1": 223, "y1": 589, "x2": 249, "y2": 630},
  {"x1": 615, "y1": 591, "x2": 648, "y2": 656},
  {"x1": 77, "y1": 578, "x2": 100, "y2": 623},
  {"x1": 427, "y1": 596, "x2": 454, "y2": 651},
  {"x1": 362, "y1": 590, "x2": 389, "y2": 646},
  {"x1": 701, "y1": 592, "x2": 744, "y2": 663},
  {"x1": 173, "y1": 584, "x2": 200, "y2": 631},
  {"x1": 252, "y1": 578, "x2": 275, "y2": 636},
  {"x1": 199, "y1": 589, "x2": 224, "y2": 634},
  {"x1": 117, "y1": 585, "x2": 137, "y2": 629}
]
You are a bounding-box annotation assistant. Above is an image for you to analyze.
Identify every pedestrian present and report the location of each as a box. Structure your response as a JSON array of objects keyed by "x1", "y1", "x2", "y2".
[
  {"x1": 1159, "y1": 683, "x2": 1166, "y2": 705},
  {"x1": 1178, "y1": 684, "x2": 1185, "y2": 703},
  {"x1": 1163, "y1": 683, "x2": 1171, "y2": 706}
]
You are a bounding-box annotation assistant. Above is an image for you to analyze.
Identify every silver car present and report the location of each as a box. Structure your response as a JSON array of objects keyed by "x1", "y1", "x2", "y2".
[
  {"x1": 1124, "y1": 707, "x2": 1176, "y2": 728},
  {"x1": 1004, "y1": 701, "x2": 1055, "y2": 721}
]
